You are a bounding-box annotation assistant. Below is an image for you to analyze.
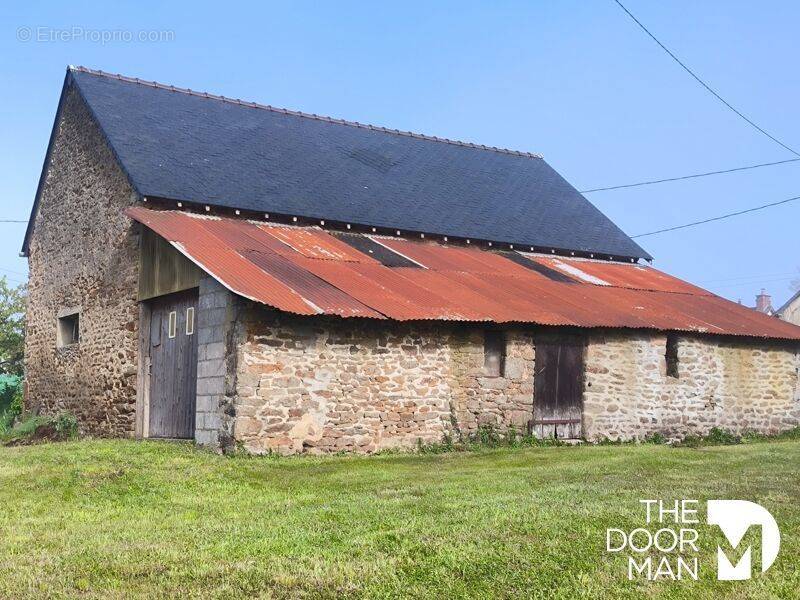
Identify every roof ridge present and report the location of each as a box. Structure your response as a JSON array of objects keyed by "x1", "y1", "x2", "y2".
[{"x1": 68, "y1": 65, "x2": 544, "y2": 160}]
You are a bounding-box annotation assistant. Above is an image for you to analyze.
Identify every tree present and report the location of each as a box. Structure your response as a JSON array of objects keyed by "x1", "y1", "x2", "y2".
[{"x1": 0, "y1": 277, "x2": 26, "y2": 377}]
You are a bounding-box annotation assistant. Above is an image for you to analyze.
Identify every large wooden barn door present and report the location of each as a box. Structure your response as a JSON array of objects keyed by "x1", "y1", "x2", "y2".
[
  {"x1": 148, "y1": 289, "x2": 199, "y2": 439},
  {"x1": 531, "y1": 336, "x2": 585, "y2": 439}
]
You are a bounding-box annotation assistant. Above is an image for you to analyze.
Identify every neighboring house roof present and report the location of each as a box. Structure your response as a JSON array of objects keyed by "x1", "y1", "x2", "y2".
[
  {"x1": 776, "y1": 289, "x2": 800, "y2": 317},
  {"x1": 126, "y1": 206, "x2": 800, "y2": 340},
  {"x1": 22, "y1": 66, "x2": 651, "y2": 260}
]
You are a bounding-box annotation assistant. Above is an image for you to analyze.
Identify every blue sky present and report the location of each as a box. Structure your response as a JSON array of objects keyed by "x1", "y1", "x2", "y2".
[{"x1": 2, "y1": 1, "x2": 799, "y2": 306}]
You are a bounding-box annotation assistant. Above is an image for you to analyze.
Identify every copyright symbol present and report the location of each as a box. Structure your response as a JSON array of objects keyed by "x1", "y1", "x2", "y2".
[{"x1": 16, "y1": 27, "x2": 32, "y2": 42}]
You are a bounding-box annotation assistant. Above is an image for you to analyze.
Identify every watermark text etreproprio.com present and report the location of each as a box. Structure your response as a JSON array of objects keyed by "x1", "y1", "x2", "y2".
[{"x1": 17, "y1": 27, "x2": 175, "y2": 44}]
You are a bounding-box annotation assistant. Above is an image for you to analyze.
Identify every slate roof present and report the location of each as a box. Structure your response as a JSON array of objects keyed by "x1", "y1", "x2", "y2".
[{"x1": 23, "y1": 66, "x2": 651, "y2": 260}]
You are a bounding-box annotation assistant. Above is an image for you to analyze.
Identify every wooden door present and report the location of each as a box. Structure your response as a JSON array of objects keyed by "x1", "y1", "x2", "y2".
[
  {"x1": 531, "y1": 336, "x2": 584, "y2": 439},
  {"x1": 148, "y1": 289, "x2": 198, "y2": 439}
]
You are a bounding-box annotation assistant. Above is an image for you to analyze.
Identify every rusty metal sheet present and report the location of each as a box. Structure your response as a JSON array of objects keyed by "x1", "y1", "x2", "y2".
[
  {"x1": 173, "y1": 238, "x2": 319, "y2": 315},
  {"x1": 295, "y1": 259, "x2": 431, "y2": 320},
  {"x1": 344, "y1": 263, "x2": 481, "y2": 320},
  {"x1": 261, "y1": 225, "x2": 377, "y2": 262},
  {"x1": 532, "y1": 256, "x2": 707, "y2": 295},
  {"x1": 126, "y1": 206, "x2": 203, "y2": 243},
  {"x1": 127, "y1": 208, "x2": 322, "y2": 315},
  {"x1": 243, "y1": 250, "x2": 384, "y2": 319},
  {"x1": 436, "y1": 272, "x2": 582, "y2": 325},
  {"x1": 202, "y1": 218, "x2": 299, "y2": 257},
  {"x1": 125, "y1": 207, "x2": 800, "y2": 339},
  {"x1": 578, "y1": 261, "x2": 708, "y2": 295},
  {"x1": 390, "y1": 268, "x2": 516, "y2": 322},
  {"x1": 376, "y1": 238, "x2": 534, "y2": 276}
]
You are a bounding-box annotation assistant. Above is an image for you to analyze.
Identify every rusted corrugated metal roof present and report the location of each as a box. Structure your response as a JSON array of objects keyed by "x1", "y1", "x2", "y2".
[
  {"x1": 126, "y1": 207, "x2": 800, "y2": 340},
  {"x1": 261, "y1": 225, "x2": 377, "y2": 263}
]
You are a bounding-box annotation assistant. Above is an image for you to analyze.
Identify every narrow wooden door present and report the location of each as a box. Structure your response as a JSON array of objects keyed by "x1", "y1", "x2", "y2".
[
  {"x1": 531, "y1": 336, "x2": 584, "y2": 439},
  {"x1": 148, "y1": 289, "x2": 198, "y2": 439}
]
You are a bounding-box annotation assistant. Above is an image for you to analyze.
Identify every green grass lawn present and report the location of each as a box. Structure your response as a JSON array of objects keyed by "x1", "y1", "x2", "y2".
[{"x1": 0, "y1": 440, "x2": 797, "y2": 599}]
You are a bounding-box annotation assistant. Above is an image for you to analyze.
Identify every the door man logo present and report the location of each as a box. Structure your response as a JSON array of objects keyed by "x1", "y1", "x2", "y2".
[
  {"x1": 606, "y1": 499, "x2": 780, "y2": 581},
  {"x1": 707, "y1": 500, "x2": 780, "y2": 580}
]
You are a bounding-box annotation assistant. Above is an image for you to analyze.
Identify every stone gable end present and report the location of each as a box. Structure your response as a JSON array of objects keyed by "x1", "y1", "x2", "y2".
[{"x1": 24, "y1": 85, "x2": 140, "y2": 435}]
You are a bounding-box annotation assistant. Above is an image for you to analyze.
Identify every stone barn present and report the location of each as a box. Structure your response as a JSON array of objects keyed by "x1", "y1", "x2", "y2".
[{"x1": 22, "y1": 66, "x2": 800, "y2": 453}]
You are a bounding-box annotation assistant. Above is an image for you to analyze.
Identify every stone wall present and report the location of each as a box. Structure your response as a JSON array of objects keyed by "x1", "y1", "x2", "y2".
[
  {"x1": 583, "y1": 331, "x2": 800, "y2": 441},
  {"x1": 24, "y1": 85, "x2": 141, "y2": 436},
  {"x1": 231, "y1": 307, "x2": 457, "y2": 454},
  {"x1": 229, "y1": 307, "x2": 541, "y2": 455},
  {"x1": 226, "y1": 306, "x2": 538, "y2": 454},
  {"x1": 220, "y1": 308, "x2": 800, "y2": 454},
  {"x1": 447, "y1": 329, "x2": 535, "y2": 434}
]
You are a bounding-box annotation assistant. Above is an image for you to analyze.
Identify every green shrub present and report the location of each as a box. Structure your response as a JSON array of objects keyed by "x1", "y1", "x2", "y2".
[
  {"x1": 0, "y1": 415, "x2": 48, "y2": 443},
  {"x1": 477, "y1": 425, "x2": 501, "y2": 447},
  {"x1": 678, "y1": 427, "x2": 741, "y2": 448},
  {"x1": 742, "y1": 426, "x2": 800, "y2": 443},
  {"x1": 0, "y1": 375, "x2": 22, "y2": 433},
  {"x1": 53, "y1": 412, "x2": 78, "y2": 438},
  {"x1": 413, "y1": 425, "x2": 564, "y2": 454},
  {"x1": 774, "y1": 426, "x2": 800, "y2": 440},
  {"x1": 704, "y1": 427, "x2": 740, "y2": 445},
  {"x1": 643, "y1": 431, "x2": 668, "y2": 445},
  {"x1": 0, "y1": 411, "x2": 78, "y2": 445}
]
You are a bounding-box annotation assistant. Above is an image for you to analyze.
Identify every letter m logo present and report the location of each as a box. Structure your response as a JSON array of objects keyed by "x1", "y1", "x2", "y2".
[{"x1": 707, "y1": 500, "x2": 781, "y2": 580}]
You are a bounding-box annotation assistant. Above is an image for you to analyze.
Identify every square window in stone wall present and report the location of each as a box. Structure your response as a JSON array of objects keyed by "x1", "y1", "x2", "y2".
[
  {"x1": 484, "y1": 330, "x2": 506, "y2": 377},
  {"x1": 57, "y1": 310, "x2": 80, "y2": 347}
]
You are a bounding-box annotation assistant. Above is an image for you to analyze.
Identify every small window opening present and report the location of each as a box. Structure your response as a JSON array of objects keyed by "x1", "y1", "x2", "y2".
[
  {"x1": 665, "y1": 334, "x2": 679, "y2": 378},
  {"x1": 483, "y1": 330, "x2": 506, "y2": 377},
  {"x1": 168, "y1": 311, "x2": 177, "y2": 339},
  {"x1": 186, "y1": 307, "x2": 195, "y2": 336},
  {"x1": 57, "y1": 312, "x2": 80, "y2": 347}
]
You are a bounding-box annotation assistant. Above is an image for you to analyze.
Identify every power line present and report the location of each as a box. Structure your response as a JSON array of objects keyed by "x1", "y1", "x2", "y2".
[
  {"x1": 0, "y1": 266, "x2": 27, "y2": 277},
  {"x1": 0, "y1": 220, "x2": 26, "y2": 223},
  {"x1": 580, "y1": 158, "x2": 800, "y2": 193},
  {"x1": 631, "y1": 194, "x2": 800, "y2": 238},
  {"x1": 612, "y1": 0, "x2": 800, "y2": 157}
]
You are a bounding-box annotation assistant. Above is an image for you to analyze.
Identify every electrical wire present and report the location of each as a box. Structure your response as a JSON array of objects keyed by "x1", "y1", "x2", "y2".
[
  {"x1": 612, "y1": 0, "x2": 800, "y2": 157},
  {"x1": 631, "y1": 194, "x2": 800, "y2": 238},
  {"x1": 580, "y1": 158, "x2": 800, "y2": 193},
  {"x1": 0, "y1": 266, "x2": 27, "y2": 277}
]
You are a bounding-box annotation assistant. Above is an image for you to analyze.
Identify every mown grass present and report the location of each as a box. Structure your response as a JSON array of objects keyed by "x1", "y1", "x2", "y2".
[{"x1": 0, "y1": 439, "x2": 797, "y2": 599}]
